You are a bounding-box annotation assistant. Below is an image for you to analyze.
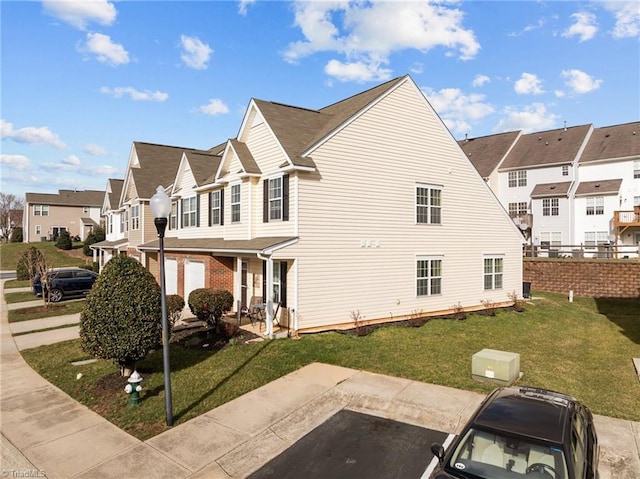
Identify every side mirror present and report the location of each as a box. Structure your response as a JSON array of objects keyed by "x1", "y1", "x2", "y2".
[{"x1": 431, "y1": 443, "x2": 445, "y2": 465}]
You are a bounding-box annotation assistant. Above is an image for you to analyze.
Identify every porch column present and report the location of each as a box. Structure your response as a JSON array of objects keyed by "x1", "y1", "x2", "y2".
[
  {"x1": 235, "y1": 257, "x2": 242, "y2": 313},
  {"x1": 264, "y1": 256, "x2": 274, "y2": 337}
]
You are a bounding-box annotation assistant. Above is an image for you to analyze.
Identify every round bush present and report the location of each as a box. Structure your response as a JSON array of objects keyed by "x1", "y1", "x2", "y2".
[
  {"x1": 55, "y1": 230, "x2": 72, "y2": 250},
  {"x1": 188, "y1": 288, "x2": 234, "y2": 327},
  {"x1": 80, "y1": 255, "x2": 162, "y2": 375}
]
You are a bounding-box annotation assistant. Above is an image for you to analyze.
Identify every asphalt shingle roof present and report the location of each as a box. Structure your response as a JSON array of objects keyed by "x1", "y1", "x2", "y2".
[
  {"x1": 574, "y1": 179, "x2": 623, "y2": 196},
  {"x1": 458, "y1": 131, "x2": 521, "y2": 178},
  {"x1": 580, "y1": 122, "x2": 640, "y2": 163},
  {"x1": 25, "y1": 189, "x2": 104, "y2": 206},
  {"x1": 530, "y1": 181, "x2": 573, "y2": 198}
]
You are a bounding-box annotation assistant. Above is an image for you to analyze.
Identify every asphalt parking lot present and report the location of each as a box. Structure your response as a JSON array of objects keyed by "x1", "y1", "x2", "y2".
[{"x1": 249, "y1": 410, "x2": 448, "y2": 479}]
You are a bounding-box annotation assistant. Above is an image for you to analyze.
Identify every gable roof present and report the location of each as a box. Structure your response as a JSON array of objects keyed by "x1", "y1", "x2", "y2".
[
  {"x1": 574, "y1": 178, "x2": 623, "y2": 196},
  {"x1": 530, "y1": 181, "x2": 573, "y2": 198},
  {"x1": 499, "y1": 124, "x2": 592, "y2": 170},
  {"x1": 458, "y1": 130, "x2": 521, "y2": 178},
  {"x1": 25, "y1": 189, "x2": 104, "y2": 206},
  {"x1": 182, "y1": 150, "x2": 223, "y2": 188},
  {"x1": 229, "y1": 139, "x2": 260, "y2": 175},
  {"x1": 105, "y1": 179, "x2": 124, "y2": 210},
  {"x1": 580, "y1": 122, "x2": 640, "y2": 163}
]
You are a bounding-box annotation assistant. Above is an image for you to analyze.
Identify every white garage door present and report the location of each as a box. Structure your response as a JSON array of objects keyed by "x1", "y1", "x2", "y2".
[
  {"x1": 184, "y1": 260, "x2": 205, "y2": 301},
  {"x1": 165, "y1": 259, "x2": 178, "y2": 295}
]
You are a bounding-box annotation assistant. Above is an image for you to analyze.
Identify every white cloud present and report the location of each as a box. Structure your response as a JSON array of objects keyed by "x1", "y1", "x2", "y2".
[
  {"x1": 198, "y1": 99, "x2": 230, "y2": 116},
  {"x1": 561, "y1": 69, "x2": 602, "y2": 94},
  {"x1": 238, "y1": 0, "x2": 256, "y2": 16},
  {"x1": 83, "y1": 143, "x2": 108, "y2": 156},
  {"x1": 601, "y1": 1, "x2": 640, "y2": 38},
  {"x1": 1, "y1": 154, "x2": 31, "y2": 170},
  {"x1": 100, "y1": 86, "x2": 169, "y2": 102},
  {"x1": 1, "y1": 119, "x2": 66, "y2": 149},
  {"x1": 324, "y1": 59, "x2": 392, "y2": 83},
  {"x1": 493, "y1": 103, "x2": 559, "y2": 133},
  {"x1": 514, "y1": 73, "x2": 544, "y2": 95},
  {"x1": 42, "y1": 0, "x2": 116, "y2": 30},
  {"x1": 472, "y1": 74, "x2": 490, "y2": 87},
  {"x1": 180, "y1": 35, "x2": 213, "y2": 70},
  {"x1": 79, "y1": 33, "x2": 129, "y2": 66},
  {"x1": 284, "y1": 1, "x2": 479, "y2": 82},
  {"x1": 562, "y1": 12, "x2": 598, "y2": 42},
  {"x1": 422, "y1": 86, "x2": 495, "y2": 135},
  {"x1": 43, "y1": 155, "x2": 119, "y2": 177}
]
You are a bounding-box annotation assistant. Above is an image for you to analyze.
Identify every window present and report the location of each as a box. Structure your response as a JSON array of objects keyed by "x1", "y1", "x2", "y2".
[
  {"x1": 508, "y1": 170, "x2": 527, "y2": 187},
  {"x1": 416, "y1": 185, "x2": 442, "y2": 224},
  {"x1": 108, "y1": 215, "x2": 113, "y2": 234},
  {"x1": 562, "y1": 165, "x2": 569, "y2": 176},
  {"x1": 181, "y1": 196, "x2": 198, "y2": 228},
  {"x1": 209, "y1": 191, "x2": 222, "y2": 226},
  {"x1": 508, "y1": 202, "x2": 528, "y2": 216},
  {"x1": 635, "y1": 196, "x2": 640, "y2": 207},
  {"x1": 273, "y1": 261, "x2": 283, "y2": 303},
  {"x1": 586, "y1": 196, "x2": 604, "y2": 215},
  {"x1": 231, "y1": 184, "x2": 241, "y2": 223},
  {"x1": 416, "y1": 257, "x2": 442, "y2": 296},
  {"x1": 584, "y1": 231, "x2": 608, "y2": 246},
  {"x1": 484, "y1": 256, "x2": 504, "y2": 290},
  {"x1": 120, "y1": 211, "x2": 125, "y2": 233},
  {"x1": 540, "y1": 231, "x2": 561, "y2": 246},
  {"x1": 634, "y1": 160, "x2": 640, "y2": 179},
  {"x1": 33, "y1": 204, "x2": 49, "y2": 216},
  {"x1": 130, "y1": 205, "x2": 140, "y2": 230},
  {"x1": 269, "y1": 177, "x2": 282, "y2": 220},
  {"x1": 35, "y1": 225, "x2": 41, "y2": 235},
  {"x1": 542, "y1": 198, "x2": 559, "y2": 216},
  {"x1": 263, "y1": 175, "x2": 289, "y2": 223},
  {"x1": 169, "y1": 202, "x2": 178, "y2": 230}
]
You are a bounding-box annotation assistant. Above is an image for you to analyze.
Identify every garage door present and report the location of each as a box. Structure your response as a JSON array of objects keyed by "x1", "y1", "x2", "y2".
[
  {"x1": 165, "y1": 259, "x2": 178, "y2": 295},
  {"x1": 184, "y1": 260, "x2": 205, "y2": 301}
]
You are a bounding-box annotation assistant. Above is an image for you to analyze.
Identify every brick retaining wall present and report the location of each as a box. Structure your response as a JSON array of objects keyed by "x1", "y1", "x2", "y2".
[{"x1": 523, "y1": 258, "x2": 640, "y2": 298}]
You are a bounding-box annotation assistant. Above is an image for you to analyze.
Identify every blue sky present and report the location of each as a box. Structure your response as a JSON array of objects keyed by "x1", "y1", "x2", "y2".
[{"x1": 1, "y1": 0, "x2": 639, "y2": 199}]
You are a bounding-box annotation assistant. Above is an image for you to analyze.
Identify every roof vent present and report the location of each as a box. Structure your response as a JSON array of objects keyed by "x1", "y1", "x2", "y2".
[
  {"x1": 595, "y1": 183, "x2": 600, "y2": 188},
  {"x1": 538, "y1": 136, "x2": 542, "y2": 140},
  {"x1": 550, "y1": 185, "x2": 556, "y2": 190},
  {"x1": 545, "y1": 141, "x2": 549, "y2": 145},
  {"x1": 605, "y1": 134, "x2": 610, "y2": 138},
  {"x1": 558, "y1": 138, "x2": 562, "y2": 141}
]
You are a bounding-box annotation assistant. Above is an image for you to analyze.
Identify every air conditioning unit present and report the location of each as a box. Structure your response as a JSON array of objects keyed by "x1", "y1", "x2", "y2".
[{"x1": 472, "y1": 349, "x2": 520, "y2": 386}]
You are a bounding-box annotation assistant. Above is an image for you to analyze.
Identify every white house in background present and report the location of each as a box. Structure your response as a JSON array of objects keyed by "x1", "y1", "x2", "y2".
[
  {"x1": 137, "y1": 75, "x2": 524, "y2": 335},
  {"x1": 92, "y1": 178, "x2": 127, "y2": 265}
]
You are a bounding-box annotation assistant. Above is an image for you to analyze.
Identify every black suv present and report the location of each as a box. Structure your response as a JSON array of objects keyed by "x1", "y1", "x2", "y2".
[
  {"x1": 36, "y1": 267, "x2": 99, "y2": 303},
  {"x1": 430, "y1": 386, "x2": 599, "y2": 479}
]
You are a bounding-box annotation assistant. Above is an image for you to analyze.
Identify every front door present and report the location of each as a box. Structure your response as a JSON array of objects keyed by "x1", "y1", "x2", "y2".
[{"x1": 184, "y1": 260, "x2": 205, "y2": 301}]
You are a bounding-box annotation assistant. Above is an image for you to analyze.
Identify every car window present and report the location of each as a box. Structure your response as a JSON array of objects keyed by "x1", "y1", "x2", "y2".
[
  {"x1": 571, "y1": 416, "x2": 586, "y2": 477},
  {"x1": 56, "y1": 271, "x2": 73, "y2": 279},
  {"x1": 75, "y1": 270, "x2": 92, "y2": 278}
]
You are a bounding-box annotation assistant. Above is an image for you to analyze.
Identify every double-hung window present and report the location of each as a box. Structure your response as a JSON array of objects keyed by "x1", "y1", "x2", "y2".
[
  {"x1": 484, "y1": 256, "x2": 504, "y2": 290},
  {"x1": 130, "y1": 205, "x2": 140, "y2": 230},
  {"x1": 231, "y1": 184, "x2": 241, "y2": 223},
  {"x1": 584, "y1": 231, "x2": 608, "y2": 247},
  {"x1": 209, "y1": 191, "x2": 222, "y2": 226},
  {"x1": 508, "y1": 170, "x2": 527, "y2": 187},
  {"x1": 34, "y1": 204, "x2": 49, "y2": 216},
  {"x1": 634, "y1": 160, "x2": 640, "y2": 179},
  {"x1": 586, "y1": 196, "x2": 604, "y2": 215},
  {"x1": 416, "y1": 256, "x2": 442, "y2": 296},
  {"x1": 508, "y1": 202, "x2": 528, "y2": 216},
  {"x1": 169, "y1": 202, "x2": 178, "y2": 230},
  {"x1": 416, "y1": 184, "x2": 442, "y2": 224},
  {"x1": 181, "y1": 196, "x2": 198, "y2": 228},
  {"x1": 542, "y1": 198, "x2": 559, "y2": 216},
  {"x1": 269, "y1": 177, "x2": 282, "y2": 221},
  {"x1": 562, "y1": 165, "x2": 569, "y2": 176}
]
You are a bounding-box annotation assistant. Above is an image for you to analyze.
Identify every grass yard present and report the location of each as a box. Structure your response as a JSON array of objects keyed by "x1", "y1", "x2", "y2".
[
  {"x1": 0, "y1": 242, "x2": 89, "y2": 271},
  {"x1": 8, "y1": 300, "x2": 86, "y2": 322},
  {"x1": 19, "y1": 291, "x2": 640, "y2": 441}
]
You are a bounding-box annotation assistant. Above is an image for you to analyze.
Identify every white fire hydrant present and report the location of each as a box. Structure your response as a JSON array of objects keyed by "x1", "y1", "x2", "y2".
[{"x1": 124, "y1": 370, "x2": 143, "y2": 407}]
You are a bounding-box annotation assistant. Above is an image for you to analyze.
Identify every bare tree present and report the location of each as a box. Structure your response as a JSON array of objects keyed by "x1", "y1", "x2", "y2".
[
  {"x1": 21, "y1": 247, "x2": 54, "y2": 307},
  {"x1": 0, "y1": 193, "x2": 24, "y2": 242}
]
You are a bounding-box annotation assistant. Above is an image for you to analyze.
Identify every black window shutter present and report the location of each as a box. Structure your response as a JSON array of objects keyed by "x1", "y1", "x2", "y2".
[
  {"x1": 262, "y1": 261, "x2": 267, "y2": 301},
  {"x1": 263, "y1": 179, "x2": 269, "y2": 223},
  {"x1": 283, "y1": 174, "x2": 289, "y2": 221},
  {"x1": 220, "y1": 189, "x2": 225, "y2": 225},
  {"x1": 208, "y1": 192, "x2": 212, "y2": 227},
  {"x1": 280, "y1": 261, "x2": 287, "y2": 307},
  {"x1": 196, "y1": 195, "x2": 200, "y2": 227}
]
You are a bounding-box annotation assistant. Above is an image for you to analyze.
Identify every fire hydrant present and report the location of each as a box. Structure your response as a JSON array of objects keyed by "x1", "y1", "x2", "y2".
[{"x1": 124, "y1": 370, "x2": 143, "y2": 407}]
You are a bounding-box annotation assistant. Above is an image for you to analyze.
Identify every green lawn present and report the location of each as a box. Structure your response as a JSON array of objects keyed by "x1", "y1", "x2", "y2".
[
  {"x1": 19, "y1": 292, "x2": 640, "y2": 441},
  {"x1": 8, "y1": 300, "x2": 86, "y2": 322},
  {"x1": 0, "y1": 242, "x2": 88, "y2": 271}
]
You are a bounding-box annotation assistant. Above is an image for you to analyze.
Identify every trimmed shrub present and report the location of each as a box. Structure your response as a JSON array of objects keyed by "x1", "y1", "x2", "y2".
[
  {"x1": 83, "y1": 226, "x2": 105, "y2": 256},
  {"x1": 166, "y1": 294, "x2": 185, "y2": 329},
  {"x1": 188, "y1": 288, "x2": 234, "y2": 328},
  {"x1": 16, "y1": 246, "x2": 46, "y2": 281},
  {"x1": 10, "y1": 226, "x2": 23, "y2": 243},
  {"x1": 55, "y1": 230, "x2": 72, "y2": 250},
  {"x1": 80, "y1": 255, "x2": 162, "y2": 376}
]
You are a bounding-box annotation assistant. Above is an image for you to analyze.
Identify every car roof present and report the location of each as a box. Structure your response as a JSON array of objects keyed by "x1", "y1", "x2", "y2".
[{"x1": 472, "y1": 386, "x2": 576, "y2": 444}]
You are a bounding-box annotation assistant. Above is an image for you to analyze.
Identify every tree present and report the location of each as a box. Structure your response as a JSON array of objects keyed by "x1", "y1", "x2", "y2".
[
  {"x1": 83, "y1": 226, "x2": 106, "y2": 256},
  {"x1": 188, "y1": 288, "x2": 234, "y2": 329},
  {"x1": 0, "y1": 193, "x2": 24, "y2": 243},
  {"x1": 80, "y1": 255, "x2": 163, "y2": 376},
  {"x1": 55, "y1": 230, "x2": 72, "y2": 250},
  {"x1": 10, "y1": 226, "x2": 23, "y2": 243},
  {"x1": 16, "y1": 246, "x2": 53, "y2": 306}
]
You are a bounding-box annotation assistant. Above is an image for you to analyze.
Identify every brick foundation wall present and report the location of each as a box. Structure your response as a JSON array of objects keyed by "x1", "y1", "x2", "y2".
[{"x1": 524, "y1": 259, "x2": 640, "y2": 298}]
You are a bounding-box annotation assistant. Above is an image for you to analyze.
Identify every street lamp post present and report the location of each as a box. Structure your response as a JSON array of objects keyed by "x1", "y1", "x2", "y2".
[{"x1": 150, "y1": 185, "x2": 173, "y2": 427}]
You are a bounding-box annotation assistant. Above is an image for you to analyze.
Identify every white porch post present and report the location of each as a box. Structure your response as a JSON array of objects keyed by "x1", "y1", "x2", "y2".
[
  {"x1": 265, "y1": 256, "x2": 274, "y2": 337},
  {"x1": 235, "y1": 257, "x2": 242, "y2": 313}
]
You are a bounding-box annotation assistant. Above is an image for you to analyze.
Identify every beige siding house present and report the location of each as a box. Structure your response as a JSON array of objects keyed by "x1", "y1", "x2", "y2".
[
  {"x1": 137, "y1": 75, "x2": 524, "y2": 335},
  {"x1": 23, "y1": 189, "x2": 104, "y2": 243}
]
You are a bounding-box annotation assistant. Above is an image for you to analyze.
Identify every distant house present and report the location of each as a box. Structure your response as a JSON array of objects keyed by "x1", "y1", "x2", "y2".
[
  {"x1": 91, "y1": 178, "x2": 127, "y2": 265},
  {"x1": 125, "y1": 75, "x2": 524, "y2": 335},
  {"x1": 23, "y1": 189, "x2": 104, "y2": 243}
]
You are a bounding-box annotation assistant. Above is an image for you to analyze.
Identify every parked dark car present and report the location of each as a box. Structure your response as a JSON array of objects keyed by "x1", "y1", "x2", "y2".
[
  {"x1": 430, "y1": 386, "x2": 599, "y2": 479},
  {"x1": 32, "y1": 267, "x2": 99, "y2": 303}
]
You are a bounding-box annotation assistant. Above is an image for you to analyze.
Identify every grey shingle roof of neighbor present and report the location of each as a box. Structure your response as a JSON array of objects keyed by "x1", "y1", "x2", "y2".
[
  {"x1": 137, "y1": 236, "x2": 297, "y2": 253},
  {"x1": 25, "y1": 189, "x2": 105, "y2": 206},
  {"x1": 580, "y1": 122, "x2": 640, "y2": 163},
  {"x1": 499, "y1": 124, "x2": 592, "y2": 170},
  {"x1": 574, "y1": 178, "x2": 623, "y2": 196},
  {"x1": 530, "y1": 181, "x2": 573, "y2": 198},
  {"x1": 458, "y1": 130, "x2": 521, "y2": 178}
]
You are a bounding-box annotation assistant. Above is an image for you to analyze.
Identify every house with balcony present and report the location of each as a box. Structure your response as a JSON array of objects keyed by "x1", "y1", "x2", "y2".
[
  {"x1": 132, "y1": 75, "x2": 524, "y2": 335},
  {"x1": 23, "y1": 189, "x2": 104, "y2": 243}
]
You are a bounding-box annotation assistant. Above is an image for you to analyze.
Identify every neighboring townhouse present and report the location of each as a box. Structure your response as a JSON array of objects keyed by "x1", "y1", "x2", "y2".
[
  {"x1": 91, "y1": 178, "x2": 126, "y2": 266},
  {"x1": 23, "y1": 189, "x2": 104, "y2": 243},
  {"x1": 135, "y1": 75, "x2": 524, "y2": 335}
]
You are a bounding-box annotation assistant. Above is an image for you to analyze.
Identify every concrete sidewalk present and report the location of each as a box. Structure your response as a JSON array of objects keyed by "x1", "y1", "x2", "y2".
[{"x1": 1, "y1": 281, "x2": 639, "y2": 478}]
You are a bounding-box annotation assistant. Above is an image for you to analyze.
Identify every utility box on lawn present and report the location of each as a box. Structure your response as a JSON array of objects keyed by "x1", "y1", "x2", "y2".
[{"x1": 472, "y1": 349, "x2": 520, "y2": 386}]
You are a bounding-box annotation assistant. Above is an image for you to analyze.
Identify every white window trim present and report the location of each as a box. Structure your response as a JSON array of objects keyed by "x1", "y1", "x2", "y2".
[
  {"x1": 268, "y1": 176, "x2": 283, "y2": 221},
  {"x1": 416, "y1": 255, "x2": 443, "y2": 297},
  {"x1": 416, "y1": 183, "x2": 442, "y2": 225},
  {"x1": 210, "y1": 190, "x2": 221, "y2": 225},
  {"x1": 231, "y1": 183, "x2": 241, "y2": 223},
  {"x1": 181, "y1": 196, "x2": 197, "y2": 228},
  {"x1": 484, "y1": 255, "x2": 504, "y2": 291}
]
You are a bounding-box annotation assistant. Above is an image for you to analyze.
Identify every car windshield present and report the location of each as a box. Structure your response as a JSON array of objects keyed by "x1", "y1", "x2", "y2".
[{"x1": 445, "y1": 428, "x2": 569, "y2": 479}]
